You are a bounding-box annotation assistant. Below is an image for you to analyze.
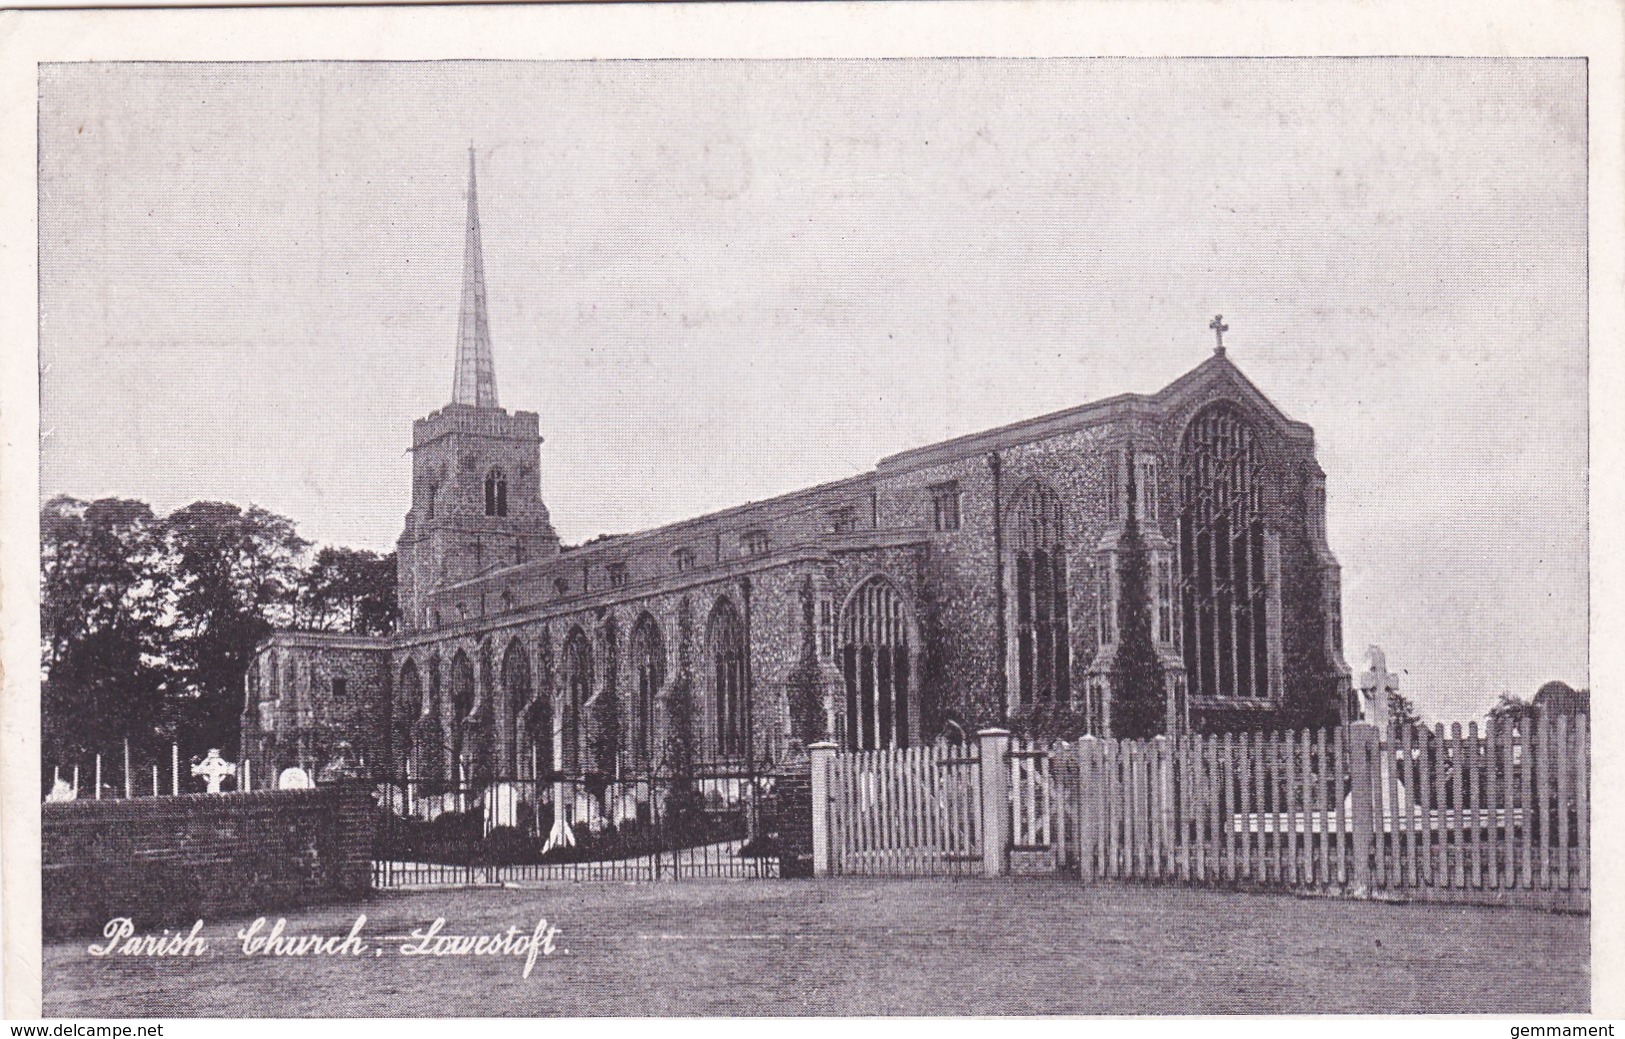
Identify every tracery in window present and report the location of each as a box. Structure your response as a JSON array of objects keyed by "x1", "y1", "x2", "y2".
[
  {"x1": 1010, "y1": 480, "x2": 1070, "y2": 705},
  {"x1": 1179, "y1": 403, "x2": 1270, "y2": 699}
]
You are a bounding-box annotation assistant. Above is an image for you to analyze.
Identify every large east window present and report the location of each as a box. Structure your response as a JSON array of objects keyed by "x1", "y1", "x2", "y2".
[{"x1": 1179, "y1": 403, "x2": 1270, "y2": 699}]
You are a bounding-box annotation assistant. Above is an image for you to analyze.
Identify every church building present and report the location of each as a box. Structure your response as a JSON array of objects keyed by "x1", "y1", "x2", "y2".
[{"x1": 240, "y1": 155, "x2": 1353, "y2": 788}]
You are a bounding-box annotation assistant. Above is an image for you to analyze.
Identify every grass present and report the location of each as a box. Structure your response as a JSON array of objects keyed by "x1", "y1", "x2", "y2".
[{"x1": 44, "y1": 877, "x2": 1588, "y2": 1016}]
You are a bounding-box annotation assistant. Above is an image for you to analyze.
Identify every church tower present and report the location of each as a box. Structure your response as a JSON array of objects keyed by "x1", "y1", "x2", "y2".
[{"x1": 397, "y1": 149, "x2": 560, "y2": 632}]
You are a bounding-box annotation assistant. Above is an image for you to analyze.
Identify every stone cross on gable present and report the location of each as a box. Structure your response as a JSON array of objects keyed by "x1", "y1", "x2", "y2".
[
  {"x1": 1209, "y1": 314, "x2": 1229, "y2": 357},
  {"x1": 1357, "y1": 646, "x2": 1400, "y2": 729},
  {"x1": 191, "y1": 748, "x2": 236, "y2": 794}
]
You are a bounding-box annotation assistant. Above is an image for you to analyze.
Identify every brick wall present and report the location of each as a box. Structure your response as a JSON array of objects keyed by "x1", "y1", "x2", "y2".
[{"x1": 41, "y1": 783, "x2": 375, "y2": 938}]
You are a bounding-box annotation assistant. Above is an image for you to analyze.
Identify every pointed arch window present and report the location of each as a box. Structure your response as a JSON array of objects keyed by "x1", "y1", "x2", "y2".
[
  {"x1": 1179, "y1": 403, "x2": 1270, "y2": 699},
  {"x1": 561, "y1": 628, "x2": 592, "y2": 772},
  {"x1": 708, "y1": 599, "x2": 747, "y2": 760},
  {"x1": 395, "y1": 659, "x2": 422, "y2": 779},
  {"x1": 484, "y1": 469, "x2": 508, "y2": 517},
  {"x1": 503, "y1": 640, "x2": 549, "y2": 780},
  {"x1": 1010, "y1": 480, "x2": 1070, "y2": 705},
  {"x1": 840, "y1": 577, "x2": 912, "y2": 750},
  {"x1": 630, "y1": 615, "x2": 665, "y2": 769},
  {"x1": 449, "y1": 651, "x2": 478, "y2": 780}
]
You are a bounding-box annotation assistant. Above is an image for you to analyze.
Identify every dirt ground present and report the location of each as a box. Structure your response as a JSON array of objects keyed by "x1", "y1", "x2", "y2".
[{"x1": 43, "y1": 877, "x2": 1588, "y2": 1016}]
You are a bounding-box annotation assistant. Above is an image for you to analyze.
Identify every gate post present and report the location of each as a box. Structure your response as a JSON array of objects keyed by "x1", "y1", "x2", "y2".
[
  {"x1": 1347, "y1": 723, "x2": 1379, "y2": 898},
  {"x1": 978, "y1": 728, "x2": 1012, "y2": 877},
  {"x1": 809, "y1": 742, "x2": 838, "y2": 877}
]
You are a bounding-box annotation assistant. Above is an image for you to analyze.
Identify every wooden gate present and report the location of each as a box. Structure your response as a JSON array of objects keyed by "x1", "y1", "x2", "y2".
[{"x1": 821, "y1": 745, "x2": 983, "y2": 876}]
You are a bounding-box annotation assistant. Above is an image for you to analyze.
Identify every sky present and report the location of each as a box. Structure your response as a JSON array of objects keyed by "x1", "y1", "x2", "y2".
[{"x1": 37, "y1": 59, "x2": 1588, "y2": 724}]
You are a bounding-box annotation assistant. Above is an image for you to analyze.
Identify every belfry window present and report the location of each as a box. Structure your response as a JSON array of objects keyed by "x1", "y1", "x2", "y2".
[
  {"x1": 1179, "y1": 403, "x2": 1270, "y2": 699},
  {"x1": 484, "y1": 469, "x2": 508, "y2": 517},
  {"x1": 1010, "y1": 480, "x2": 1070, "y2": 705}
]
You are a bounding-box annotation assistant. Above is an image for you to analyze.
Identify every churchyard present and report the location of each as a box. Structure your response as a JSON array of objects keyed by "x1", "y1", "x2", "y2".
[{"x1": 44, "y1": 876, "x2": 1588, "y2": 1017}]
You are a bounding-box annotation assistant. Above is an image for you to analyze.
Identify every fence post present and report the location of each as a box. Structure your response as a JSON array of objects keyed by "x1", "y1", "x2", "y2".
[
  {"x1": 1078, "y1": 736, "x2": 1099, "y2": 883},
  {"x1": 978, "y1": 728, "x2": 1012, "y2": 877},
  {"x1": 809, "y1": 742, "x2": 838, "y2": 877},
  {"x1": 1347, "y1": 723, "x2": 1379, "y2": 897}
]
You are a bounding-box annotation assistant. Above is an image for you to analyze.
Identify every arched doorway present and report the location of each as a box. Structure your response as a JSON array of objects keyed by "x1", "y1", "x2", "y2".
[{"x1": 840, "y1": 576, "x2": 914, "y2": 750}]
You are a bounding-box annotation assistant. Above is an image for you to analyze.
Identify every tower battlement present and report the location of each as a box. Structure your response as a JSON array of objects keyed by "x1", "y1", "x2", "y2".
[{"x1": 412, "y1": 404, "x2": 540, "y2": 450}]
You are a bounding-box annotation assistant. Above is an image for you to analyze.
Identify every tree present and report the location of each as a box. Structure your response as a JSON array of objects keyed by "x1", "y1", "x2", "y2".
[
  {"x1": 1534, "y1": 680, "x2": 1589, "y2": 716},
  {"x1": 1487, "y1": 691, "x2": 1536, "y2": 730},
  {"x1": 1387, "y1": 690, "x2": 1424, "y2": 730},
  {"x1": 298, "y1": 546, "x2": 398, "y2": 635},
  {"x1": 164, "y1": 502, "x2": 309, "y2": 753},
  {"x1": 39, "y1": 496, "x2": 173, "y2": 774}
]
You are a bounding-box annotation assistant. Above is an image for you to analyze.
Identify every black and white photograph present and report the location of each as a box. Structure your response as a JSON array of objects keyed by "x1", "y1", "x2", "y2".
[{"x1": 2, "y1": 2, "x2": 1617, "y2": 1023}]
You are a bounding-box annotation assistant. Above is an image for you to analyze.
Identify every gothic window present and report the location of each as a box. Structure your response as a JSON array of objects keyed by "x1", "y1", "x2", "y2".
[
  {"x1": 742, "y1": 529, "x2": 770, "y2": 557},
  {"x1": 630, "y1": 615, "x2": 665, "y2": 769},
  {"x1": 426, "y1": 484, "x2": 437, "y2": 520},
  {"x1": 561, "y1": 628, "x2": 592, "y2": 772},
  {"x1": 1156, "y1": 558, "x2": 1175, "y2": 644},
  {"x1": 1010, "y1": 480, "x2": 1070, "y2": 705},
  {"x1": 1097, "y1": 568, "x2": 1116, "y2": 648},
  {"x1": 673, "y1": 547, "x2": 695, "y2": 573},
  {"x1": 450, "y1": 650, "x2": 477, "y2": 780},
  {"x1": 1138, "y1": 457, "x2": 1159, "y2": 522},
  {"x1": 503, "y1": 639, "x2": 548, "y2": 780},
  {"x1": 395, "y1": 659, "x2": 421, "y2": 779},
  {"x1": 840, "y1": 576, "x2": 911, "y2": 750},
  {"x1": 930, "y1": 481, "x2": 961, "y2": 532},
  {"x1": 484, "y1": 469, "x2": 508, "y2": 517},
  {"x1": 1179, "y1": 402, "x2": 1270, "y2": 700},
  {"x1": 708, "y1": 598, "x2": 747, "y2": 760},
  {"x1": 818, "y1": 597, "x2": 835, "y2": 660},
  {"x1": 1106, "y1": 451, "x2": 1122, "y2": 524},
  {"x1": 830, "y1": 506, "x2": 858, "y2": 534},
  {"x1": 553, "y1": 577, "x2": 569, "y2": 599},
  {"x1": 608, "y1": 563, "x2": 629, "y2": 589}
]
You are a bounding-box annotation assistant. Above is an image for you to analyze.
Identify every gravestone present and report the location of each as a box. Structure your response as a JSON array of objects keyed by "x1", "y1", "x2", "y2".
[
  {"x1": 191, "y1": 749, "x2": 236, "y2": 793},
  {"x1": 277, "y1": 766, "x2": 313, "y2": 790},
  {"x1": 1358, "y1": 645, "x2": 1400, "y2": 729}
]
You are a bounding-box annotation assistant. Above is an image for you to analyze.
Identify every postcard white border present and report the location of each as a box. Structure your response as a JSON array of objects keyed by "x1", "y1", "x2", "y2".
[{"x1": 1, "y1": 0, "x2": 1620, "y2": 1023}]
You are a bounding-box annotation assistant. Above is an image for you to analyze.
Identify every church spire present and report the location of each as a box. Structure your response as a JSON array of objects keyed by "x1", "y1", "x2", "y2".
[{"x1": 452, "y1": 146, "x2": 500, "y2": 409}]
